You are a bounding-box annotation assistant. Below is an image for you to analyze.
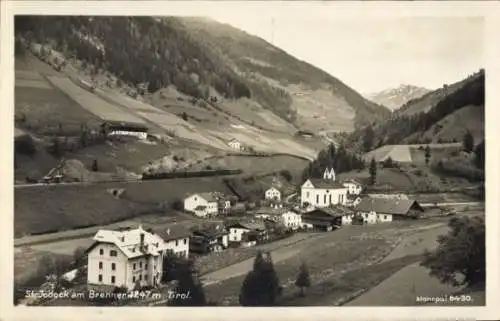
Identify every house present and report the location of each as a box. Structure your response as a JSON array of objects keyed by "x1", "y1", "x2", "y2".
[
  {"x1": 353, "y1": 197, "x2": 425, "y2": 224},
  {"x1": 100, "y1": 121, "x2": 149, "y2": 140},
  {"x1": 227, "y1": 221, "x2": 268, "y2": 244},
  {"x1": 189, "y1": 225, "x2": 229, "y2": 254},
  {"x1": 85, "y1": 225, "x2": 167, "y2": 291},
  {"x1": 346, "y1": 195, "x2": 362, "y2": 208},
  {"x1": 254, "y1": 207, "x2": 302, "y2": 231},
  {"x1": 323, "y1": 167, "x2": 336, "y2": 181},
  {"x1": 265, "y1": 187, "x2": 282, "y2": 201},
  {"x1": 228, "y1": 138, "x2": 242, "y2": 151},
  {"x1": 301, "y1": 207, "x2": 347, "y2": 231},
  {"x1": 342, "y1": 178, "x2": 363, "y2": 195},
  {"x1": 300, "y1": 178, "x2": 349, "y2": 208},
  {"x1": 184, "y1": 192, "x2": 230, "y2": 218},
  {"x1": 152, "y1": 225, "x2": 191, "y2": 259}
]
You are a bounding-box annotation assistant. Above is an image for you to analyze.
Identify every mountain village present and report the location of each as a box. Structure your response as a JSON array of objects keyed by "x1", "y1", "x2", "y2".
[{"x1": 13, "y1": 16, "x2": 486, "y2": 307}]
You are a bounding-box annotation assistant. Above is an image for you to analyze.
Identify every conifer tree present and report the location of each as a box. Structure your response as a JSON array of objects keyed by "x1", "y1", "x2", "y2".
[{"x1": 369, "y1": 157, "x2": 377, "y2": 185}]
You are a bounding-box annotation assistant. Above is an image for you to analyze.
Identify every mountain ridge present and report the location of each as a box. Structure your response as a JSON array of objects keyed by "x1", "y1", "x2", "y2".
[{"x1": 366, "y1": 84, "x2": 432, "y2": 111}]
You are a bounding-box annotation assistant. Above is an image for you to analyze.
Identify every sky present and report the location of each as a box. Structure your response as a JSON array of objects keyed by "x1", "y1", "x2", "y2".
[{"x1": 208, "y1": 14, "x2": 484, "y2": 94}]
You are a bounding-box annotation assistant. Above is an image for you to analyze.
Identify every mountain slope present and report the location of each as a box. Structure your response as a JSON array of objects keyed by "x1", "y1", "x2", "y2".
[
  {"x1": 344, "y1": 69, "x2": 484, "y2": 152},
  {"x1": 367, "y1": 85, "x2": 431, "y2": 111},
  {"x1": 15, "y1": 16, "x2": 390, "y2": 134}
]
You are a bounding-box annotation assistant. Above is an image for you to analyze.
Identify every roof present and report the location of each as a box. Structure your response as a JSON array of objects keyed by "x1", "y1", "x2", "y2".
[
  {"x1": 89, "y1": 225, "x2": 165, "y2": 259},
  {"x1": 306, "y1": 179, "x2": 347, "y2": 189},
  {"x1": 342, "y1": 178, "x2": 362, "y2": 185},
  {"x1": 255, "y1": 207, "x2": 298, "y2": 216},
  {"x1": 152, "y1": 225, "x2": 191, "y2": 242},
  {"x1": 101, "y1": 121, "x2": 149, "y2": 132},
  {"x1": 266, "y1": 187, "x2": 281, "y2": 193},
  {"x1": 354, "y1": 198, "x2": 424, "y2": 216},
  {"x1": 192, "y1": 225, "x2": 228, "y2": 238},
  {"x1": 190, "y1": 192, "x2": 225, "y2": 203},
  {"x1": 228, "y1": 221, "x2": 266, "y2": 231}
]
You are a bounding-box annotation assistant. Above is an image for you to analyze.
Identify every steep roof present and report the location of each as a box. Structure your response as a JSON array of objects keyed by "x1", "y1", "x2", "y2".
[
  {"x1": 89, "y1": 225, "x2": 165, "y2": 258},
  {"x1": 228, "y1": 221, "x2": 266, "y2": 231},
  {"x1": 193, "y1": 192, "x2": 226, "y2": 202},
  {"x1": 152, "y1": 225, "x2": 191, "y2": 242},
  {"x1": 306, "y1": 178, "x2": 347, "y2": 189},
  {"x1": 354, "y1": 197, "x2": 424, "y2": 215}
]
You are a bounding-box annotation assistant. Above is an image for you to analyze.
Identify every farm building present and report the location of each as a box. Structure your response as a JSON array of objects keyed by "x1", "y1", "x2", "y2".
[
  {"x1": 300, "y1": 178, "x2": 349, "y2": 208},
  {"x1": 227, "y1": 221, "x2": 268, "y2": 246},
  {"x1": 100, "y1": 121, "x2": 149, "y2": 140},
  {"x1": 85, "y1": 225, "x2": 168, "y2": 291},
  {"x1": 152, "y1": 225, "x2": 191, "y2": 259},
  {"x1": 301, "y1": 207, "x2": 349, "y2": 231},
  {"x1": 184, "y1": 192, "x2": 231, "y2": 218},
  {"x1": 189, "y1": 225, "x2": 229, "y2": 254},
  {"x1": 264, "y1": 187, "x2": 282, "y2": 201},
  {"x1": 342, "y1": 178, "x2": 363, "y2": 195},
  {"x1": 353, "y1": 197, "x2": 425, "y2": 223},
  {"x1": 228, "y1": 138, "x2": 242, "y2": 151},
  {"x1": 254, "y1": 207, "x2": 302, "y2": 231}
]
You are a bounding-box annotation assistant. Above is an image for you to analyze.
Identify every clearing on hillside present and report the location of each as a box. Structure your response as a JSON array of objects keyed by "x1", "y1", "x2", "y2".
[
  {"x1": 46, "y1": 76, "x2": 146, "y2": 124},
  {"x1": 364, "y1": 143, "x2": 462, "y2": 164}
]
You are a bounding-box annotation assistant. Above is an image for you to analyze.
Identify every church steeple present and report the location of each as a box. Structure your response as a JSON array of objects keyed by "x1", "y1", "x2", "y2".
[{"x1": 323, "y1": 167, "x2": 336, "y2": 181}]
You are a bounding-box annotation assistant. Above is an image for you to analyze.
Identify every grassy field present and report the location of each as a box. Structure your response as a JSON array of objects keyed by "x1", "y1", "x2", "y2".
[
  {"x1": 14, "y1": 177, "x2": 234, "y2": 237},
  {"x1": 46, "y1": 76, "x2": 146, "y2": 124},
  {"x1": 15, "y1": 86, "x2": 102, "y2": 136},
  {"x1": 14, "y1": 247, "x2": 71, "y2": 284},
  {"x1": 364, "y1": 143, "x2": 462, "y2": 165},
  {"x1": 203, "y1": 220, "x2": 447, "y2": 305},
  {"x1": 190, "y1": 154, "x2": 309, "y2": 177}
]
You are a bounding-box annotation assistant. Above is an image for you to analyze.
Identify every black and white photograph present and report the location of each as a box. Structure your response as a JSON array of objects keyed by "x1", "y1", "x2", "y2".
[{"x1": 5, "y1": 1, "x2": 495, "y2": 314}]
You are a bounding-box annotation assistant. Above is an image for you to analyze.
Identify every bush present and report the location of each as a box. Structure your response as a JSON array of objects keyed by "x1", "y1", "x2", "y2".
[{"x1": 280, "y1": 170, "x2": 293, "y2": 182}]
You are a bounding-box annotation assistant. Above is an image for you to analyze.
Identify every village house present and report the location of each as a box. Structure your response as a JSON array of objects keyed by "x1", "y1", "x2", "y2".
[
  {"x1": 227, "y1": 221, "x2": 269, "y2": 245},
  {"x1": 342, "y1": 178, "x2": 363, "y2": 195},
  {"x1": 254, "y1": 207, "x2": 302, "y2": 231},
  {"x1": 300, "y1": 178, "x2": 349, "y2": 208},
  {"x1": 301, "y1": 207, "x2": 354, "y2": 231},
  {"x1": 353, "y1": 197, "x2": 425, "y2": 224},
  {"x1": 189, "y1": 225, "x2": 229, "y2": 254},
  {"x1": 264, "y1": 187, "x2": 282, "y2": 201},
  {"x1": 85, "y1": 225, "x2": 167, "y2": 291},
  {"x1": 346, "y1": 194, "x2": 362, "y2": 208},
  {"x1": 100, "y1": 121, "x2": 149, "y2": 140},
  {"x1": 152, "y1": 225, "x2": 191, "y2": 259},
  {"x1": 228, "y1": 138, "x2": 242, "y2": 151},
  {"x1": 184, "y1": 192, "x2": 230, "y2": 218}
]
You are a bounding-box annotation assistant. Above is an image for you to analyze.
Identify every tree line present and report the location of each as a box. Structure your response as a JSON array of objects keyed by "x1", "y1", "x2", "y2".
[{"x1": 301, "y1": 143, "x2": 366, "y2": 182}]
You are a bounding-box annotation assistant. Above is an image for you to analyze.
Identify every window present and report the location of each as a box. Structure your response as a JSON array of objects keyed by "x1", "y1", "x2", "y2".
[
  {"x1": 99, "y1": 249, "x2": 104, "y2": 255},
  {"x1": 184, "y1": 238, "x2": 187, "y2": 244},
  {"x1": 144, "y1": 274, "x2": 148, "y2": 281},
  {"x1": 145, "y1": 263, "x2": 148, "y2": 269},
  {"x1": 139, "y1": 261, "x2": 143, "y2": 268},
  {"x1": 133, "y1": 263, "x2": 136, "y2": 270},
  {"x1": 111, "y1": 263, "x2": 116, "y2": 271},
  {"x1": 316, "y1": 195, "x2": 319, "y2": 204},
  {"x1": 98, "y1": 274, "x2": 103, "y2": 282},
  {"x1": 384, "y1": 215, "x2": 388, "y2": 220},
  {"x1": 306, "y1": 192, "x2": 310, "y2": 198},
  {"x1": 111, "y1": 276, "x2": 116, "y2": 284},
  {"x1": 133, "y1": 276, "x2": 136, "y2": 282},
  {"x1": 175, "y1": 240, "x2": 179, "y2": 246},
  {"x1": 329, "y1": 194, "x2": 332, "y2": 204},
  {"x1": 139, "y1": 275, "x2": 142, "y2": 281},
  {"x1": 99, "y1": 262, "x2": 103, "y2": 269},
  {"x1": 110, "y1": 250, "x2": 118, "y2": 257},
  {"x1": 323, "y1": 194, "x2": 326, "y2": 204}
]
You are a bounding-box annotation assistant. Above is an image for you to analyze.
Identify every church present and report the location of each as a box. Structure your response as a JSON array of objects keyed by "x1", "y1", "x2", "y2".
[{"x1": 300, "y1": 168, "x2": 349, "y2": 208}]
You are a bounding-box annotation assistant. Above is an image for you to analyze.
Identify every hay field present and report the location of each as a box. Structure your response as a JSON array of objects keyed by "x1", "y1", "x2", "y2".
[
  {"x1": 46, "y1": 76, "x2": 146, "y2": 124},
  {"x1": 15, "y1": 177, "x2": 234, "y2": 237},
  {"x1": 98, "y1": 89, "x2": 163, "y2": 113},
  {"x1": 15, "y1": 86, "x2": 102, "y2": 135},
  {"x1": 138, "y1": 111, "x2": 231, "y2": 151}
]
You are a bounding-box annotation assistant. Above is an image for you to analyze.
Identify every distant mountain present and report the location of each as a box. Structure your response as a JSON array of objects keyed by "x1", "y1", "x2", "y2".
[
  {"x1": 344, "y1": 69, "x2": 485, "y2": 152},
  {"x1": 366, "y1": 85, "x2": 432, "y2": 111}
]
